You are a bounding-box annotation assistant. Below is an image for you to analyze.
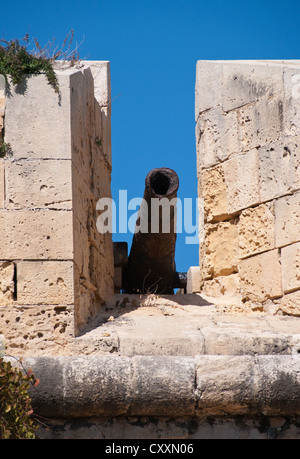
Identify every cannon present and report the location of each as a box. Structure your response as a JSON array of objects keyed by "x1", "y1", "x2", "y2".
[{"x1": 122, "y1": 167, "x2": 186, "y2": 294}]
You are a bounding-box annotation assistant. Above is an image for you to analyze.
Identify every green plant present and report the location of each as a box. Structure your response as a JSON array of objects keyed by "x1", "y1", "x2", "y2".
[
  {"x1": 95, "y1": 136, "x2": 103, "y2": 147},
  {"x1": 0, "y1": 357, "x2": 39, "y2": 439},
  {"x1": 0, "y1": 139, "x2": 12, "y2": 158},
  {"x1": 0, "y1": 36, "x2": 59, "y2": 93},
  {"x1": 0, "y1": 30, "x2": 82, "y2": 94}
]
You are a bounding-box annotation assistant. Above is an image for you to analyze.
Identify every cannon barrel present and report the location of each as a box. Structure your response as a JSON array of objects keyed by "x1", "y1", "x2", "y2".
[{"x1": 123, "y1": 167, "x2": 185, "y2": 294}]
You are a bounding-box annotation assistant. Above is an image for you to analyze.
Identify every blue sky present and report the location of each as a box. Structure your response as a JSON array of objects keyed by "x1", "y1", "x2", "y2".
[{"x1": 1, "y1": 0, "x2": 300, "y2": 273}]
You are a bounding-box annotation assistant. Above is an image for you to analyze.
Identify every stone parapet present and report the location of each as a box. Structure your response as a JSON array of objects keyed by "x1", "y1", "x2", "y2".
[{"x1": 195, "y1": 60, "x2": 300, "y2": 313}]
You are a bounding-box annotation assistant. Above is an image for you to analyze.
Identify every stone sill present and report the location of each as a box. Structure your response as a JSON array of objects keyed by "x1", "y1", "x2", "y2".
[{"x1": 9, "y1": 354, "x2": 300, "y2": 419}]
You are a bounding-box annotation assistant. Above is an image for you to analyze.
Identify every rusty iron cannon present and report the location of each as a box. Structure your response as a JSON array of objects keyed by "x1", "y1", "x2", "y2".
[{"x1": 121, "y1": 167, "x2": 186, "y2": 294}]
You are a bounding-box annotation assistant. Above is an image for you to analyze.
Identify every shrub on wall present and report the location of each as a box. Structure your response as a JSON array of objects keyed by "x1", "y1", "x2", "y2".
[
  {"x1": 0, "y1": 357, "x2": 39, "y2": 439},
  {"x1": 0, "y1": 30, "x2": 82, "y2": 95}
]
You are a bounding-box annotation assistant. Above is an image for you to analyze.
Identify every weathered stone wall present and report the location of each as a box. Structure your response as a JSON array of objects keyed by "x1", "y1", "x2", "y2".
[
  {"x1": 195, "y1": 60, "x2": 300, "y2": 315},
  {"x1": 0, "y1": 62, "x2": 114, "y2": 338}
]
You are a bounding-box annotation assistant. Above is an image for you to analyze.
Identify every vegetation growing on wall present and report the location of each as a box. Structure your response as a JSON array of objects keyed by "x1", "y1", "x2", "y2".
[
  {"x1": 0, "y1": 139, "x2": 12, "y2": 158},
  {"x1": 0, "y1": 30, "x2": 82, "y2": 94},
  {"x1": 0, "y1": 357, "x2": 39, "y2": 439}
]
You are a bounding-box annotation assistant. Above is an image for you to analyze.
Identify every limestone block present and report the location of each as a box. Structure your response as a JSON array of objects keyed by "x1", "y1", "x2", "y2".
[
  {"x1": 17, "y1": 261, "x2": 74, "y2": 305},
  {"x1": 201, "y1": 149, "x2": 260, "y2": 222},
  {"x1": 278, "y1": 290, "x2": 300, "y2": 317},
  {"x1": 283, "y1": 67, "x2": 300, "y2": 136},
  {"x1": 275, "y1": 191, "x2": 300, "y2": 247},
  {"x1": 5, "y1": 159, "x2": 72, "y2": 209},
  {"x1": 0, "y1": 305, "x2": 74, "y2": 355},
  {"x1": 186, "y1": 266, "x2": 201, "y2": 293},
  {"x1": 0, "y1": 210, "x2": 73, "y2": 259},
  {"x1": 4, "y1": 73, "x2": 72, "y2": 159},
  {"x1": 130, "y1": 356, "x2": 196, "y2": 416},
  {"x1": 0, "y1": 160, "x2": 4, "y2": 208},
  {"x1": 201, "y1": 166, "x2": 229, "y2": 223},
  {"x1": 223, "y1": 148, "x2": 260, "y2": 214},
  {"x1": 23, "y1": 355, "x2": 133, "y2": 418},
  {"x1": 0, "y1": 261, "x2": 15, "y2": 305},
  {"x1": 196, "y1": 106, "x2": 239, "y2": 169},
  {"x1": 196, "y1": 355, "x2": 254, "y2": 415},
  {"x1": 281, "y1": 242, "x2": 300, "y2": 293},
  {"x1": 88, "y1": 61, "x2": 111, "y2": 107},
  {"x1": 259, "y1": 136, "x2": 300, "y2": 202},
  {"x1": 203, "y1": 220, "x2": 239, "y2": 279},
  {"x1": 237, "y1": 95, "x2": 283, "y2": 151},
  {"x1": 222, "y1": 61, "x2": 284, "y2": 112},
  {"x1": 239, "y1": 203, "x2": 275, "y2": 258},
  {"x1": 201, "y1": 274, "x2": 240, "y2": 301},
  {"x1": 195, "y1": 61, "x2": 223, "y2": 120},
  {"x1": 239, "y1": 250, "x2": 282, "y2": 302}
]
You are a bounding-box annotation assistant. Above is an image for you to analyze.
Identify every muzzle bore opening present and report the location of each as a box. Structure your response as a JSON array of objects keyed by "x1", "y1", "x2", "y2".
[{"x1": 150, "y1": 171, "x2": 171, "y2": 195}]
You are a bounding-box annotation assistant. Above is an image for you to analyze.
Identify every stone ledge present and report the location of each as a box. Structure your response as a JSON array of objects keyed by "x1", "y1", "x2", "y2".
[
  {"x1": 2, "y1": 297, "x2": 300, "y2": 357},
  {"x1": 9, "y1": 354, "x2": 300, "y2": 419}
]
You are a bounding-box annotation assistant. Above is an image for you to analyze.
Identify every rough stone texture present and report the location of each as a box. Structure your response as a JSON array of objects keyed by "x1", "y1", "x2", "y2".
[
  {"x1": 201, "y1": 165, "x2": 228, "y2": 222},
  {"x1": 196, "y1": 106, "x2": 239, "y2": 168},
  {"x1": 17, "y1": 261, "x2": 74, "y2": 305},
  {"x1": 275, "y1": 191, "x2": 300, "y2": 247},
  {"x1": 203, "y1": 220, "x2": 239, "y2": 279},
  {"x1": 4, "y1": 73, "x2": 71, "y2": 159},
  {"x1": 0, "y1": 62, "x2": 114, "y2": 334},
  {"x1": 5, "y1": 159, "x2": 72, "y2": 209},
  {"x1": 239, "y1": 250, "x2": 282, "y2": 303},
  {"x1": 223, "y1": 148, "x2": 260, "y2": 215},
  {"x1": 0, "y1": 209, "x2": 73, "y2": 260},
  {"x1": 277, "y1": 290, "x2": 300, "y2": 316},
  {"x1": 259, "y1": 136, "x2": 300, "y2": 202},
  {"x1": 238, "y1": 203, "x2": 275, "y2": 258},
  {"x1": 196, "y1": 60, "x2": 300, "y2": 310},
  {"x1": 200, "y1": 274, "x2": 241, "y2": 303},
  {"x1": 0, "y1": 305, "x2": 74, "y2": 354},
  {"x1": 0, "y1": 261, "x2": 15, "y2": 305}
]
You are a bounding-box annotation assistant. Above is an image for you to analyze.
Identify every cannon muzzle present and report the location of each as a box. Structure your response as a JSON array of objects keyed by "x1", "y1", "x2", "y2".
[{"x1": 123, "y1": 167, "x2": 185, "y2": 294}]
